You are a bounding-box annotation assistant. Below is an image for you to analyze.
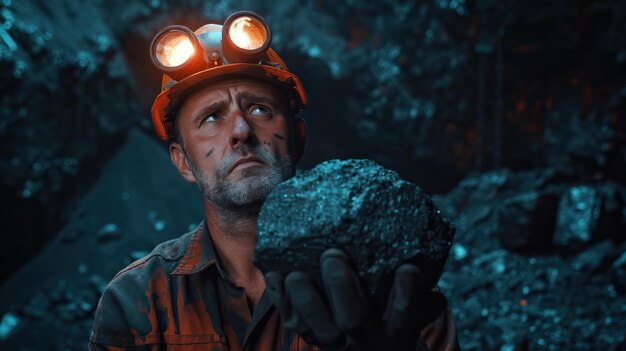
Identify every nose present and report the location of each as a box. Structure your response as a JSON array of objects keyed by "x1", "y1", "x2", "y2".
[{"x1": 229, "y1": 113, "x2": 257, "y2": 149}]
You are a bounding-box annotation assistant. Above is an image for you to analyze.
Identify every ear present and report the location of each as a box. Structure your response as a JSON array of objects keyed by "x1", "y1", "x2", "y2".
[
  {"x1": 169, "y1": 142, "x2": 197, "y2": 183},
  {"x1": 293, "y1": 117, "x2": 307, "y2": 163}
]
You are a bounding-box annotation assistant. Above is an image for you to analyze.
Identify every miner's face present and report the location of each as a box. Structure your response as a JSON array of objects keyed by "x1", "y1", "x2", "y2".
[{"x1": 169, "y1": 79, "x2": 306, "y2": 209}]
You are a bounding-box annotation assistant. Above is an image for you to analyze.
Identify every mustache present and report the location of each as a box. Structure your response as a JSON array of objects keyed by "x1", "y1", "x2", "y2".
[{"x1": 217, "y1": 145, "x2": 275, "y2": 176}]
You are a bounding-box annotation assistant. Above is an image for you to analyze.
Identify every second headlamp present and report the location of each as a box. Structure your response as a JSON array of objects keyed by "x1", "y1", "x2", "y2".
[{"x1": 150, "y1": 11, "x2": 272, "y2": 81}]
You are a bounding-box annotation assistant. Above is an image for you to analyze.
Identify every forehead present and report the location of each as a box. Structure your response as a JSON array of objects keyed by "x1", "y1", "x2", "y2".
[{"x1": 178, "y1": 78, "x2": 288, "y2": 113}]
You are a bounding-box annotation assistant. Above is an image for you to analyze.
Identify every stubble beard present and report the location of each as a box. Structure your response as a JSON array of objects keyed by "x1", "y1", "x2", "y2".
[{"x1": 186, "y1": 145, "x2": 295, "y2": 212}]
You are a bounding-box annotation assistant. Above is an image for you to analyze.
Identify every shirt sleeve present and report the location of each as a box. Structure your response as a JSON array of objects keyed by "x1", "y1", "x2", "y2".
[
  {"x1": 419, "y1": 291, "x2": 461, "y2": 351},
  {"x1": 89, "y1": 265, "x2": 160, "y2": 349}
]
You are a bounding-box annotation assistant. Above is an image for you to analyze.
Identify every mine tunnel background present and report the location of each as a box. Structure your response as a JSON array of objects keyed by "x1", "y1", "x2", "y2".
[{"x1": 1, "y1": 0, "x2": 625, "y2": 349}]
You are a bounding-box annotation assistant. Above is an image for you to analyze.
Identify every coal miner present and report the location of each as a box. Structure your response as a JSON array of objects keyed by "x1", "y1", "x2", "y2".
[{"x1": 89, "y1": 11, "x2": 460, "y2": 351}]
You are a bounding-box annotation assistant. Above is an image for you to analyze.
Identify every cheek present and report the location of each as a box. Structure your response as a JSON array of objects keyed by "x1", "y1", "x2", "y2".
[
  {"x1": 187, "y1": 146, "x2": 218, "y2": 173},
  {"x1": 262, "y1": 138, "x2": 280, "y2": 156},
  {"x1": 268, "y1": 134, "x2": 290, "y2": 157},
  {"x1": 259, "y1": 121, "x2": 290, "y2": 153}
]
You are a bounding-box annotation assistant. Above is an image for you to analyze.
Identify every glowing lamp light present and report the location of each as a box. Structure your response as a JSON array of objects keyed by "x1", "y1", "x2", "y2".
[
  {"x1": 228, "y1": 16, "x2": 268, "y2": 51},
  {"x1": 154, "y1": 31, "x2": 195, "y2": 67},
  {"x1": 149, "y1": 12, "x2": 272, "y2": 80}
]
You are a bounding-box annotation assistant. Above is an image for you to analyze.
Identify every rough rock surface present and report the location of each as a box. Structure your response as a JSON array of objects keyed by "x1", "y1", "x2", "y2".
[
  {"x1": 0, "y1": 128, "x2": 203, "y2": 350},
  {"x1": 434, "y1": 169, "x2": 626, "y2": 350},
  {"x1": 496, "y1": 191, "x2": 558, "y2": 250},
  {"x1": 553, "y1": 185, "x2": 602, "y2": 248},
  {"x1": 254, "y1": 159, "x2": 455, "y2": 313}
]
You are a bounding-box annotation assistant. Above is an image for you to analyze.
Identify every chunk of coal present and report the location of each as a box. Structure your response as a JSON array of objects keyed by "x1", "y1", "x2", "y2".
[
  {"x1": 553, "y1": 186, "x2": 601, "y2": 248},
  {"x1": 496, "y1": 191, "x2": 558, "y2": 251},
  {"x1": 254, "y1": 159, "x2": 454, "y2": 314}
]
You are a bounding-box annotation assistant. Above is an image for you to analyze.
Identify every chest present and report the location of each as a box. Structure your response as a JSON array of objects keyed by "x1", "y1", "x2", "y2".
[
  {"x1": 239, "y1": 275, "x2": 266, "y2": 307},
  {"x1": 145, "y1": 273, "x2": 321, "y2": 351}
]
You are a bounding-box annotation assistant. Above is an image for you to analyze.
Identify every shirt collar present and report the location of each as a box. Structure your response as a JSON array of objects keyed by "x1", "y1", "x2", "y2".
[{"x1": 171, "y1": 220, "x2": 219, "y2": 275}]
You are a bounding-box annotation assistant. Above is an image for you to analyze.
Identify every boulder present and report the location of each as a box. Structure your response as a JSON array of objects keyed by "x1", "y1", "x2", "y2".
[
  {"x1": 553, "y1": 186, "x2": 602, "y2": 248},
  {"x1": 254, "y1": 159, "x2": 454, "y2": 314},
  {"x1": 554, "y1": 183, "x2": 626, "y2": 250},
  {"x1": 495, "y1": 191, "x2": 558, "y2": 250}
]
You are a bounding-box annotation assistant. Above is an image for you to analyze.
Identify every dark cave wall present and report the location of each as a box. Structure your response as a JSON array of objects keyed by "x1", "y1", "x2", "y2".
[
  {"x1": 0, "y1": 1, "x2": 625, "y2": 349},
  {"x1": 2, "y1": 0, "x2": 626, "y2": 284}
]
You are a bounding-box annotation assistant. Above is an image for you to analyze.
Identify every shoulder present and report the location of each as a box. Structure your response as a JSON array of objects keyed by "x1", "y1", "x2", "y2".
[
  {"x1": 90, "y1": 225, "x2": 200, "y2": 346},
  {"x1": 100, "y1": 228, "x2": 196, "y2": 302},
  {"x1": 114, "y1": 227, "x2": 197, "y2": 279}
]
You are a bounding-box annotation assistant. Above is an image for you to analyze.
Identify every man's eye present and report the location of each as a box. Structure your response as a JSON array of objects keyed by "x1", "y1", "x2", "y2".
[
  {"x1": 250, "y1": 105, "x2": 269, "y2": 116},
  {"x1": 203, "y1": 113, "x2": 219, "y2": 123}
]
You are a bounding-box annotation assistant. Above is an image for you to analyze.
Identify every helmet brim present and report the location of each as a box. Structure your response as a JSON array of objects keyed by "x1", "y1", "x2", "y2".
[{"x1": 151, "y1": 63, "x2": 308, "y2": 140}]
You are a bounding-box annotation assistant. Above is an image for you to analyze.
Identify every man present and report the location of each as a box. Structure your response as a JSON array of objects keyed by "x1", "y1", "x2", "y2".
[{"x1": 89, "y1": 12, "x2": 460, "y2": 351}]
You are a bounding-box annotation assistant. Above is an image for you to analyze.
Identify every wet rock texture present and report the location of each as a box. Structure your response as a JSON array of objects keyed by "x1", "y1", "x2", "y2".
[{"x1": 255, "y1": 159, "x2": 454, "y2": 312}]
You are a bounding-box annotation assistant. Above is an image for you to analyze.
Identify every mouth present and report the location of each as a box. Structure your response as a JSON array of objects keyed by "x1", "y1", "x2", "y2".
[{"x1": 229, "y1": 156, "x2": 266, "y2": 174}]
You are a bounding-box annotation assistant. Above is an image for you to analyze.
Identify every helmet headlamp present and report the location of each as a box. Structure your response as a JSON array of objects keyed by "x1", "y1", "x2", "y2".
[
  {"x1": 228, "y1": 16, "x2": 268, "y2": 50},
  {"x1": 150, "y1": 11, "x2": 308, "y2": 141},
  {"x1": 150, "y1": 25, "x2": 202, "y2": 81},
  {"x1": 150, "y1": 11, "x2": 272, "y2": 80},
  {"x1": 221, "y1": 12, "x2": 271, "y2": 63}
]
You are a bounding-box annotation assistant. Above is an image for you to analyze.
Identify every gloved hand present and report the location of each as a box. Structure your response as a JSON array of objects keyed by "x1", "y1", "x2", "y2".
[{"x1": 265, "y1": 248, "x2": 431, "y2": 351}]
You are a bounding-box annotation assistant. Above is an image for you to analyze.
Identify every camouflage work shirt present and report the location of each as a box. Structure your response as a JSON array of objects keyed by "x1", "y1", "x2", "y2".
[{"x1": 89, "y1": 221, "x2": 460, "y2": 351}]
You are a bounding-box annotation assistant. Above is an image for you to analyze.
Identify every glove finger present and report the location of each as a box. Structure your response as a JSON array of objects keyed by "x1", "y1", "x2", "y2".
[
  {"x1": 265, "y1": 271, "x2": 301, "y2": 333},
  {"x1": 384, "y1": 263, "x2": 427, "y2": 351},
  {"x1": 285, "y1": 271, "x2": 347, "y2": 350},
  {"x1": 320, "y1": 248, "x2": 377, "y2": 351}
]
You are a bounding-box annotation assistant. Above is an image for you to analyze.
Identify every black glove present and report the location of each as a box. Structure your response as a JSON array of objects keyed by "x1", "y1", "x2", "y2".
[{"x1": 265, "y1": 248, "x2": 431, "y2": 351}]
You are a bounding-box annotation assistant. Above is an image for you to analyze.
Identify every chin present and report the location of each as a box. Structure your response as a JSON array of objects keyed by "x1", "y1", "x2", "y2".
[
  {"x1": 238, "y1": 166, "x2": 269, "y2": 178},
  {"x1": 229, "y1": 180, "x2": 275, "y2": 205}
]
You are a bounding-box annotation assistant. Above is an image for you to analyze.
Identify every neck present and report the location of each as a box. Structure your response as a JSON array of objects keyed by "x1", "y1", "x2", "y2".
[{"x1": 203, "y1": 201, "x2": 265, "y2": 291}]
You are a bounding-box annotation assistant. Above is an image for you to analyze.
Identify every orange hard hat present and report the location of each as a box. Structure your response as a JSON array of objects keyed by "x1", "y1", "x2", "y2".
[{"x1": 150, "y1": 11, "x2": 308, "y2": 140}]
